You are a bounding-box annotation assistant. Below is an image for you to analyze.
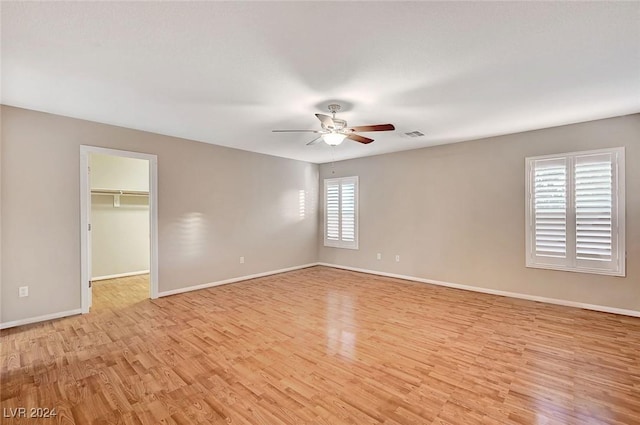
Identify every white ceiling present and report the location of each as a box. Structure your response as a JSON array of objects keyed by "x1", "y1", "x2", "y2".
[{"x1": 2, "y1": 2, "x2": 639, "y2": 164}]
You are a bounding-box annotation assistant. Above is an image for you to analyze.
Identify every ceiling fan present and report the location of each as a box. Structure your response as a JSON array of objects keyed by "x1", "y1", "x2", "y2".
[{"x1": 272, "y1": 104, "x2": 395, "y2": 146}]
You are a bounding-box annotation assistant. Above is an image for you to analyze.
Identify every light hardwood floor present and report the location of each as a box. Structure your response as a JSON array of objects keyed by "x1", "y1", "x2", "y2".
[
  {"x1": 91, "y1": 274, "x2": 150, "y2": 313},
  {"x1": 1, "y1": 266, "x2": 640, "y2": 424}
]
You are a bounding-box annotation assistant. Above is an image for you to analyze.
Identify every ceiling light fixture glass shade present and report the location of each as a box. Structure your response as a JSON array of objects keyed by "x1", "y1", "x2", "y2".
[{"x1": 322, "y1": 133, "x2": 347, "y2": 146}]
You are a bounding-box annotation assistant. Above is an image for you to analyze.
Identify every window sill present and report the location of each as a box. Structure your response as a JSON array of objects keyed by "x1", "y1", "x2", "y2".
[
  {"x1": 324, "y1": 243, "x2": 359, "y2": 250},
  {"x1": 526, "y1": 262, "x2": 625, "y2": 277}
]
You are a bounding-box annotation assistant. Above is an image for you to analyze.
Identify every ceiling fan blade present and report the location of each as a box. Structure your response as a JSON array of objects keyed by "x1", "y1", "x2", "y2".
[
  {"x1": 347, "y1": 134, "x2": 374, "y2": 144},
  {"x1": 306, "y1": 136, "x2": 323, "y2": 146},
  {"x1": 347, "y1": 124, "x2": 395, "y2": 132},
  {"x1": 272, "y1": 130, "x2": 322, "y2": 133},
  {"x1": 315, "y1": 114, "x2": 336, "y2": 129}
]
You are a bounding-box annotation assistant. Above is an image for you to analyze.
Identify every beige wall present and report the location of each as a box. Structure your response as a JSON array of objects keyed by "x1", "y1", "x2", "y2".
[
  {"x1": 2, "y1": 105, "x2": 637, "y2": 325},
  {"x1": 318, "y1": 114, "x2": 640, "y2": 312},
  {"x1": 0, "y1": 108, "x2": 3, "y2": 321},
  {"x1": 1, "y1": 106, "x2": 318, "y2": 324}
]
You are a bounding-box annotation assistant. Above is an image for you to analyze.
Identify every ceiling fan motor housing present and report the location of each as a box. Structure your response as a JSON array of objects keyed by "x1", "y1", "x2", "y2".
[
  {"x1": 322, "y1": 118, "x2": 347, "y2": 131},
  {"x1": 323, "y1": 104, "x2": 347, "y2": 130}
]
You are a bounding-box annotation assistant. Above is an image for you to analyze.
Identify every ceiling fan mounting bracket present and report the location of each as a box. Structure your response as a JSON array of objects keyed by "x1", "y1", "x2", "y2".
[{"x1": 327, "y1": 104, "x2": 342, "y2": 116}]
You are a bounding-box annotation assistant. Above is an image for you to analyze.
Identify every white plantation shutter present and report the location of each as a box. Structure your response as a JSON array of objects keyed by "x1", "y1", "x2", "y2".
[
  {"x1": 326, "y1": 181, "x2": 340, "y2": 242},
  {"x1": 324, "y1": 177, "x2": 358, "y2": 249},
  {"x1": 533, "y1": 158, "x2": 567, "y2": 260},
  {"x1": 341, "y1": 182, "x2": 356, "y2": 242},
  {"x1": 575, "y1": 153, "x2": 613, "y2": 262},
  {"x1": 526, "y1": 148, "x2": 625, "y2": 276}
]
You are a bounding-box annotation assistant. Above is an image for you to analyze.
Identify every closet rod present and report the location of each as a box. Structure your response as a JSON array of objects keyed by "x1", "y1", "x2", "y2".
[{"x1": 91, "y1": 189, "x2": 149, "y2": 197}]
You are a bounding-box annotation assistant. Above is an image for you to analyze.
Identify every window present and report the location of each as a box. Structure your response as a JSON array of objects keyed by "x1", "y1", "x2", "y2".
[
  {"x1": 525, "y1": 147, "x2": 625, "y2": 276},
  {"x1": 324, "y1": 176, "x2": 358, "y2": 249}
]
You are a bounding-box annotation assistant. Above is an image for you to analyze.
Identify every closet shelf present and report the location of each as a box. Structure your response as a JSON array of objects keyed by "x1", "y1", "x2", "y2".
[{"x1": 91, "y1": 189, "x2": 149, "y2": 197}]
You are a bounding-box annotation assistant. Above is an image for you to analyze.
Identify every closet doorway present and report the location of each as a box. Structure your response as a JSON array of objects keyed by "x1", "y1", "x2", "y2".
[{"x1": 80, "y1": 146, "x2": 158, "y2": 313}]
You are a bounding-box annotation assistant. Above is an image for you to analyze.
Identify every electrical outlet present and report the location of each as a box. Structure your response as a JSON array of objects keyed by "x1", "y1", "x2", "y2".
[
  {"x1": 395, "y1": 255, "x2": 400, "y2": 262},
  {"x1": 240, "y1": 256, "x2": 245, "y2": 264},
  {"x1": 377, "y1": 253, "x2": 382, "y2": 260},
  {"x1": 19, "y1": 286, "x2": 29, "y2": 297}
]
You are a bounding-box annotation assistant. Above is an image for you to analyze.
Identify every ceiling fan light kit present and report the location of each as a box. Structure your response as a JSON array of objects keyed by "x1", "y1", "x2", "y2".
[
  {"x1": 322, "y1": 132, "x2": 347, "y2": 146},
  {"x1": 273, "y1": 103, "x2": 395, "y2": 146}
]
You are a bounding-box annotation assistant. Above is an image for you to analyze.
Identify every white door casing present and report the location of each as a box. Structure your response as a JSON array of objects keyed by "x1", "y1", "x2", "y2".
[{"x1": 80, "y1": 146, "x2": 159, "y2": 313}]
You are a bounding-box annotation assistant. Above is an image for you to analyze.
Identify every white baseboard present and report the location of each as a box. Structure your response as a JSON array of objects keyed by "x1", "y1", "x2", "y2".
[
  {"x1": 318, "y1": 263, "x2": 640, "y2": 318},
  {"x1": 0, "y1": 309, "x2": 83, "y2": 330},
  {"x1": 157, "y1": 263, "x2": 320, "y2": 297},
  {"x1": 4, "y1": 263, "x2": 635, "y2": 330},
  {"x1": 92, "y1": 270, "x2": 150, "y2": 281},
  {"x1": 1, "y1": 264, "x2": 317, "y2": 330}
]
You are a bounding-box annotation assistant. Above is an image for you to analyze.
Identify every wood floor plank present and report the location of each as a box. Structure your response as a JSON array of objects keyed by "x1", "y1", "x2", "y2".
[{"x1": 2, "y1": 266, "x2": 640, "y2": 424}]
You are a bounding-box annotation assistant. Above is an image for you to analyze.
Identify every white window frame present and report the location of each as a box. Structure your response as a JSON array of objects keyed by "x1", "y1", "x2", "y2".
[
  {"x1": 525, "y1": 147, "x2": 625, "y2": 277},
  {"x1": 324, "y1": 176, "x2": 359, "y2": 250}
]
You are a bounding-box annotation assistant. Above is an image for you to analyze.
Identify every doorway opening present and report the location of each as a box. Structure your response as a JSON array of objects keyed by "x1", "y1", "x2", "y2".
[{"x1": 80, "y1": 146, "x2": 158, "y2": 313}]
